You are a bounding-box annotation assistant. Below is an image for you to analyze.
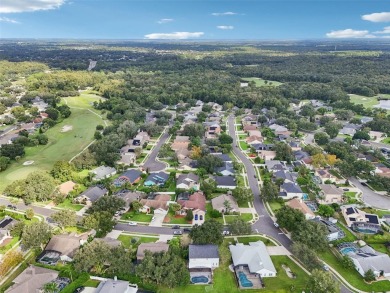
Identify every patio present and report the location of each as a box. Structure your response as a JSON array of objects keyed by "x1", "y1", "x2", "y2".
[{"x1": 234, "y1": 266, "x2": 263, "y2": 289}]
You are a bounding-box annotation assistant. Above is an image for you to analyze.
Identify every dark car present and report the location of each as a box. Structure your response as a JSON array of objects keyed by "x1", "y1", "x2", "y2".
[
  {"x1": 73, "y1": 287, "x2": 84, "y2": 293},
  {"x1": 172, "y1": 225, "x2": 180, "y2": 229},
  {"x1": 7, "y1": 205, "x2": 16, "y2": 210},
  {"x1": 183, "y1": 228, "x2": 192, "y2": 233}
]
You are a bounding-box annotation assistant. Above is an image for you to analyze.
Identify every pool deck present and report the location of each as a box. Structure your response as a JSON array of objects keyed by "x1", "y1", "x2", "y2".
[{"x1": 235, "y1": 266, "x2": 263, "y2": 289}]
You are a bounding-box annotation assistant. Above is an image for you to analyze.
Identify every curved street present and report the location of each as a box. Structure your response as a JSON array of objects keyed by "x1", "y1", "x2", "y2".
[{"x1": 142, "y1": 129, "x2": 169, "y2": 172}]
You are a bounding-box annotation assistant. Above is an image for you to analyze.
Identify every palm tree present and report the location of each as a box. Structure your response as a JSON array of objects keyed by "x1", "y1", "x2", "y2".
[
  {"x1": 61, "y1": 265, "x2": 73, "y2": 282},
  {"x1": 42, "y1": 282, "x2": 58, "y2": 293}
]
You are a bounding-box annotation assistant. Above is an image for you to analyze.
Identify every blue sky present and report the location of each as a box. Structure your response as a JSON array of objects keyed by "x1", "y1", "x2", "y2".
[{"x1": 0, "y1": 0, "x2": 390, "y2": 39}]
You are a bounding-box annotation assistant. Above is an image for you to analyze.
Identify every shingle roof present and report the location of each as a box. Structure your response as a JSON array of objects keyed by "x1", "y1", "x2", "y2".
[
  {"x1": 189, "y1": 245, "x2": 219, "y2": 259},
  {"x1": 319, "y1": 184, "x2": 344, "y2": 195},
  {"x1": 44, "y1": 234, "x2": 87, "y2": 258},
  {"x1": 120, "y1": 169, "x2": 142, "y2": 183},
  {"x1": 213, "y1": 176, "x2": 236, "y2": 187},
  {"x1": 136, "y1": 243, "x2": 169, "y2": 260},
  {"x1": 281, "y1": 182, "x2": 303, "y2": 194},
  {"x1": 80, "y1": 186, "x2": 107, "y2": 202},
  {"x1": 211, "y1": 193, "x2": 239, "y2": 211}
]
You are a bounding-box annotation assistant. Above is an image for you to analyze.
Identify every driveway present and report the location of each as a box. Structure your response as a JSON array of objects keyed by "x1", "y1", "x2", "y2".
[
  {"x1": 349, "y1": 177, "x2": 390, "y2": 209},
  {"x1": 148, "y1": 213, "x2": 165, "y2": 227}
]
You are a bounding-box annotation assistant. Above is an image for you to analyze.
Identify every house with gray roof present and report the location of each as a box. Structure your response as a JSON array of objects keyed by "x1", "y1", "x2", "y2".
[
  {"x1": 0, "y1": 216, "x2": 18, "y2": 245},
  {"x1": 213, "y1": 176, "x2": 237, "y2": 189},
  {"x1": 279, "y1": 182, "x2": 304, "y2": 200},
  {"x1": 211, "y1": 192, "x2": 239, "y2": 213},
  {"x1": 272, "y1": 170, "x2": 297, "y2": 184},
  {"x1": 136, "y1": 243, "x2": 169, "y2": 262},
  {"x1": 144, "y1": 172, "x2": 169, "y2": 187},
  {"x1": 189, "y1": 244, "x2": 220, "y2": 269},
  {"x1": 91, "y1": 166, "x2": 117, "y2": 181},
  {"x1": 215, "y1": 162, "x2": 235, "y2": 176},
  {"x1": 229, "y1": 241, "x2": 276, "y2": 277},
  {"x1": 95, "y1": 277, "x2": 138, "y2": 293},
  {"x1": 114, "y1": 169, "x2": 142, "y2": 187},
  {"x1": 339, "y1": 124, "x2": 361, "y2": 136},
  {"x1": 75, "y1": 186, "x2": 108, "y2": 205},
  {"x1": 176, "y1": 173, "x2": 199, "y2": 190}
]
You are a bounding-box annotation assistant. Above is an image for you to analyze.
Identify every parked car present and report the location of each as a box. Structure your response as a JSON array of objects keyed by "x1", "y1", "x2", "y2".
[
  {"x1": 151, "y1": 216, "x2": 156, "y2": 222},
  {"x1": 183, "y1": 228, "x2": 191, "y2": 233},
  {"x1": 343, "y1": 188, "x2": 349, "y2": 191},
  {"x1": 173, "y1": 230, "x2": 183, "y2": 235},
  {"x1": 128, "y1": 221, "x2": 137, "y2": 226},
  {"x1": 222, "y1": 230, "x2": 230, "y2": 236},
  {"x1": 323, "y1": 264, "x2": 329, "y2": 271},
  {"x1": 273, "y1": 222, "x2": 279, "y2": 228},
  {"x1": 7, "y1": 205, "x2": 16, "y2": 210},
  {"x1": 172, "y1": 225, "x2": 180, "y2": 229}
]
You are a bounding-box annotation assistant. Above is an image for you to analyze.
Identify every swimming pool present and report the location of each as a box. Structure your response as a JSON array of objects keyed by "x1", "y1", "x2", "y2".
[
  {"x1": 302, "y1": 194, "x2": 309, "y2": 200},
  {"x1": 238, "y1": 272, "x2": 253, "y2": 288},
  {"x1": 191, "y1": 276, "x2": 209, "y2": 284},
  {"x1": 354, "y1": 227, "x2": 377, "y2": 234},
  {"x1": 340, "y1": 247, "x2": 357, "y2": 255}
]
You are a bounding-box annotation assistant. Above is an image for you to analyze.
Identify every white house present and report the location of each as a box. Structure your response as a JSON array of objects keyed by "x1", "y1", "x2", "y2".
[
  {"x1": 189, "y1": 244, "x2": 220, "y2": 269},
  {"x1": 229, "y1": 241, "x2": 276, "y2": 277}
]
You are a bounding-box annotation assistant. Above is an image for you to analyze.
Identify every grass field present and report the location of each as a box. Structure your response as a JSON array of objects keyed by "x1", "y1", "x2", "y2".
[
  {"x1": 235, "y1": 236, "x2": 275, "y2": 246},
  {"x1": 349, "y1": 93, "x2": 390, "y2": 113},
  {"x1": 224, "y1": 213, "x2": 253, "y2": 223},
  {"x1": 117, "y1": 234, "x2": 158, "y2": 249},
  {"x1": 381, "y1": 137, "x2": 390, "y2": 144},
  {"x1": 0, "y1": 94, "x2": 105, "y2": 191},
  {"x1": 121, "y1": 211, "x2": 153, "y2": 222},
  {"x1": 242, "y1": 77, "x2": 283, "y2": 87},
  {"x1": 56, "y1": 199, "x2": 84, "y2": 211}
]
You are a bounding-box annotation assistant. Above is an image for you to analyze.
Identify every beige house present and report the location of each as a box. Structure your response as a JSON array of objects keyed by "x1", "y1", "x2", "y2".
[
  {"x1": 211, "y1": 192, "x2": 239, "y2": 213},
  {"x1": 286, "y1": 198, "x2": 315, "y2": 220},
  {"x1": 139, "y1": 194, "x2": 171, "y2": 213},
  {"x1": 136, "y1": 243, "x2": 169, "y2": 262},
  {"x1": 58, "y1": 181, "x2": 76, "y2": 195},
  {"x1": 318, "y1": 184, "x2": 344, "y2": 205},
  {"x1": 258, "y1": 150, "x2": 277, "y2": 161}
]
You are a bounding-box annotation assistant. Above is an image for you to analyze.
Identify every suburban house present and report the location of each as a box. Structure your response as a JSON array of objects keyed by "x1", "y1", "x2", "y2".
[
  {"x1": 189, "y1": 245, "x2": 219, "y2": 284},
  {"x1": 136, "y1": 243, "x2": 169, "y2": 262},
  {"x1": 341, "y1": 207, "x2": 380, "y2": 231},
  {"x1": 318, "y1": 184, "x2": 344, "y2": 205},
  {"x1": 312, "y1": 218, "x2": 343, "y2": 241},
  {"x1": 5, "y1": 265, "x2": 59, "y2": 293},
  {"x1": 252, "y1": 143, "x2": 274, "y2": 152},
  {"x1": 118, "y1": 152, "x2": 136, "y2": 166},
  {"x1": 279, "y1": 182, "x2": 304, "y2": 200},
  {"x1": 247, "y1": 130, "x2": 263, "y2": 138},
  {"x1": 243, "y1": 125, "x2": 258, "y2": 132},
  {"x1": 369, "y1": 131, "x2": 386, "y2": 142},
  {"x1": 58, "y1": 181, "x2": 76, "y2": 195},
  {"x1": 345, "y1": 245, "x2": 390, "y2": 278},
  {"x1": 374, "y1": 164, "x2": 390, "y2": 178},
  {"x1": 38, "y1": 233, "x2": 89, "y2": 264},
  {"x1": 214, "y1": 154, "x2": 233, "y2": 163},
  {"x1": 246, "y1": 135, "x2": 263, "y2": 145},
  {"x1": 176, "y1": 173, "x2": 200, "y2": 190},
  {"x1": 339, "y1": 124, "x2": 360, "y2": 136},
  {"x1": 213, "y1": 176, "x2": 237, "y2": 189},
  {"x1": 144, "y1": 172, "x2": 169, "y2": 187},
  {"x1": 177, "y1": 191, "x2": 206, "y2": 225},
  {"x1": 258, "y1": 150, "x2": 277, "y2": 161},
  {"x1": 272, "y1": 170, "x2": 297, "y2": 184},
  {"x1": 139, "y1": 194, "x2": 171, "y2": 214},
  {"x1": 0, "y1": 216, "x2": 18, "y2": 245},
  {"x1": 241, "y1": 115, "x2": 258, "y2": 126},
  {"x1": 74, "y1": 186, "x2": 108, "y2": 205},
  {"x1": 211, "y1": 192, "x2": 239, "y2": 213},
  {"x1": 269, "y1": 124, "x2": 289, "y2": 135},
  {"x1": 215, "y1": 162, "x2": 235, "y2": 176},
  {"x1": 133, "y1": 131, "x2": 150, "y2": 146},
  {"x1": 114, "y1": 190, "x2": 144, "y2": 208},
  {"x1": 171, "y1": 136, "x2": 190, "y2": 151},
  {"x1": 294, "y1": 150, "x2": 310, "y2": 161},
  {"x1": 114, "y1": 169, "x2": 142, "y2": 187},
  {"x1": 315, "y1": 169, "x2": 341, "y2": 184},
  {"x1": 229, "y1": 241, "x2": 277, "y2": 278},
  {"x1": 205, "y1": 123, "x2": 221, "y2": 139},
  {"x1": 288, "y1": 141, "x2": 301, "y2": 151},
  {"x1": 95, "y1": 278, "x2": 138, "y2": 293},
  {"x1": 90, "y1": 166, "x2": 117, "y2": 181},
  {"x1": 178, "y1": 157, "x2": 195, "y2": 171},
  {"x1": 286, "y1": 198, "x2": 315, "y2": 220}
]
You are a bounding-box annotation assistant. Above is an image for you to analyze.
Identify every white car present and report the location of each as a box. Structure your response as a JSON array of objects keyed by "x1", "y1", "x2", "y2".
[
  {"x1": 128, "y1": 221, "x2": 137, "y2": 226},
  {"x1": 273, "y1": 222, "x2": 279, "y2": 228},
  {"x1": 151, "y1": 217, "x2": 156, "y2": 222}
]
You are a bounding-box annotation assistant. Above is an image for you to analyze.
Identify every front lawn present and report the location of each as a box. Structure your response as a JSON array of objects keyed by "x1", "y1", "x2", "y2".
[
  {"x1": 121, "y1": 211, "x2": 153, "y2": 222},
  {"x1": 239, "y1": 141, "x2": 248, "y2": 150},
  {"x1": 318, "y1": 248, "x2": 390, "y2": 292},
  {"x1": 164, "y1": 212, "x2": 190, "y2": 225},
  {"x1": 269, "y1": 201, "x2": 284, "y2": 214},
  {"x1": 83, "y1": 279, "x2": 100, "y2": 288},
  {"x1": 239, "y1": 134, "x2": 247, "y2": 140},
  {"x1": 0, "y1": 236, "x2": 19, "y2": 253},
  {"x1": 224, "y1": 213, "x2": 253, "y2": 224},
  {"x1": 56, "y1": 198, "x2": 84, "y2": 211},
  {"x1": 117, "y1": 234, "x2": 158, "y2": 249},
  {"x1": 236, "y1": 236, "x2": 275, "y2": 246}
]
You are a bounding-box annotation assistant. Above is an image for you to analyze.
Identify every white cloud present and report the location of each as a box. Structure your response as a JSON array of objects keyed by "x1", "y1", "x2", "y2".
[
  {"x1": 0, "y1": 0, "x2": 65, "y2": 13},
  {"x1": 326, "y1": 29, "x2": 375, "y2": 38},
  {"x1": 217, "y1": 25, "x2": 234, "y2": 30},
  {"x1": 211, "y1": 12, "x2": 237, "y2": 16},
  {"x1": 373, "y1": 26, "x2": 390, "y2": 34},
  {"x1": 362, "y1": 12, "x2": 390, "y2": 22},
  {"x1": 157, "y1": 18, "x2": 173, "y2": 24},
  {"x1": 0, "y1": 17, "x2": 19, "y2": 24},
  {"x1": 144, "y1": 32, "x2": 204, "y2": 39}
]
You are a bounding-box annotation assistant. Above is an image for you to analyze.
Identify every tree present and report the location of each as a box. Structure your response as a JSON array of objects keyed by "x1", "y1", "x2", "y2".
[
  {"x1": 21, "y1": 221, "x2": 51, "y2": 249},
  {"x1": 0, "y1": 143, "x2": 25, "y2": 160},
  {"x1": 311, "y1": 153, "x2": 327, "y2": 168},
  {"x1": 190, "y1": 146, "x2": 202, "y2": 159},
  {"x1": 324, "y1": 122, "x2": 341, "y2": 139},
  {"x1": 219, "y1": 133, "x2": 233, "y2": 144},
  {"x1": 223, "y1": 200, "x2": 232, "y2": 213},
  {"x1": 185, "y1": 209, "x2": 194, "y2": 221},
  {"x1": 45, "y1": 107, "x2": 60, "y2": 121},
  {"x1": 0, "y1": 250, "x2": 24, "y2": 277},
  {"x1": 341, "y1": 255, "x2": 355, "y2": 270},
  {"x1": 275, "y1": 206, "x2": 305, "y2": 232},
  {"x1": 291, "y1": 243, "x2": 321, "y2": 271},
  {"x1": 83, "y1": 211, "x2": 115, "y2": 237},
  {"x1": 51, "y1": 209, "x2": 77, "y2": 230},
  {"x1": 229, "y1": 218, "x2": 252, "y2": 235},
  {"x1": 43, "y1": 282, "x2": 58, "y2": 293},
  {"x1": 364, "y1": 269, "x2": 376, "y2": 282},
  {"x1": 0, "y1": 156, "x2": 10, "y2": 171},
  {"x1": 190, "y1": 219, "x2": 223, "y2": 245},
  {"x1": 25, "y1": 208, "x2": 34, "y2": 220},
  {"x1": 197, "y1": 154, "x2": 223, "y2": 173},
  {"x1": 291, "y1": 220, "x2": 328, "y2": 252},
  {"x1": 260, "y1": 180, "x2": 279, "y2": 202},
  {"x1": 274, "y1": 142, "x2": 294, "y2": 162},
  {"x1": 318, "y1": 204, "x2": 335, "y2": 218},
  {"x1": 136, "y1": 251, "x2": 190, "y2": 288},
  {"x1": 87, "y1": 196, "x2": 125, "y2": 215},
  {"x1": 169, "y1": 203, "x2": 181, "y2": 213},
  {"x1": 51, "y1": 160, "x2": 74, "y2": 182},
  {"x1": 94, "y1": 131, "x2": 103, "y2": 140},
  {"x1": 326, "y1": 154, "x2": 338, "y2": 166},
  {"x1": 200, "y1": 178, "x2": 217, "y2": 199},
  {"x1": 307, "y1": 269, "x2": 340, "y2": 293},
  {"x1": 10, "y1": 222, "x2": 25, "y2": 238},
  {"x1": 182, "y1": 123, "x2": 205, "y2": 138},
  {"x1": 353, "y1": 130, "x2": 370, "y2": 141},
  {"x1": 314, "y1": 132, "x2": 330, "y2": 145},
  {"x1": 131, "y1": 200, "x2": 142, "y2": 212},
  {"x1": 73, "y1": 239, "x2": 112, "y2": 273},
  {"x1": 232, "y1": 187, "x2": 253, "y2": 204}
]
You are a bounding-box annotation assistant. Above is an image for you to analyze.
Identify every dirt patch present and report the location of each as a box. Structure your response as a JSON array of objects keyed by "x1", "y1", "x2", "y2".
[{"x1": 61, "y1": 125, "x2": 73, "y2": 132}]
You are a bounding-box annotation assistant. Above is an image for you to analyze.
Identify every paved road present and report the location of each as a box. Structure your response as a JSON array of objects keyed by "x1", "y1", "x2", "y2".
[
  {"x1": 349, "y1": 177, "x2": 390, "y2": 209},
  {"x1": 142, "y1": 129, "x2": 169, "y2": 172},
  {"x1": 0, "y1": 197, "x2": 56, "y2": 218}
]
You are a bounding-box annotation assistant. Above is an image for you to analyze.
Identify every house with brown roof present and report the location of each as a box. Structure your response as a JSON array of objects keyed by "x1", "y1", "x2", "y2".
[
  {"x1": 246, "y1": 135, "x2": 263, "y2": 145},
  {"x1": 139, "y1": 194, "x2": 171, "y2": 213},
  {"x1": 247, "y1": 130, "x2": 263, "y2": 137},
  {"x1": 243, "y1": 125, "x2": 258, "y2": 132},
  {"x1": 136, "y1": 243, "x2": 169, "y2": 262},
  {"x1": 58, "y1": 181, "x2": 76, "y2": 195},
  {"x1": 286, "y1": 198, "x2": 315, "y2": 220},
  {"x1": 318, "y1": 184, "x2": 344, "y2": 205},
  {"x1": 205, "y1": 123, "x2": 221, "y2": 139},
  {"x1": 5, "y1": 265, "x2": 59, "y2": 293},
  {"x1": 177, "y1": 191, "x2": 206, "y2": 225},
  {"x1": 171, "y1": 136, "x2": 190, "y2": 151},
  {"x1": 241, "y1": 115, "x2": 258, "y2": 126}
]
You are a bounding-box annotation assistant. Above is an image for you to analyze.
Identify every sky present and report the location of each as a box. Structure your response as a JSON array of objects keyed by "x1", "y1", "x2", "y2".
[{"x1": 0, "y1": 0, "x2": 390, "y2": 40}]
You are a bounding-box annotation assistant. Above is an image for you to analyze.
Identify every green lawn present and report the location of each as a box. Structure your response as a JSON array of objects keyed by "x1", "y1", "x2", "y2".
[
  {"x1": 83, "y1": 279, "x2": 100, "y2": 288},
  {"x1": 349, "y1": 94, "x2": 379, "y2": 109},
  {"x1": 319, "y1": 248, "x2": 390, "y2": 292},
  {"x1": 236, "y1": 236, "x2": 276, "y2": 246},
  {"x1": 269, "y1": 201, "x2": 284, "y2": 214},
  {"x1": 239, "y1": 134, "x2": 247, "y2": 140},
  {"x1": 239, "y1": 141, "x2": 248, "y2": 150},
  {"x1": 117, "y1": 234, "x2": 158, "y2": 249},
  {"x1": 0, "y1": 97, "x2": 105, "y2": 191},
  {"x1": 165, "y1": 211, "x2": 190, "y2": 225},
  {"x1": 238, "y1": 201, "x2": 249, "y2": 208},
  {"x1": 236, "y1": 125, "x2": 243, "y2": 131},
  {"x1": 381, "y1": 137, "x2": 390, "y2": 144},
  {"x1": 224, "y1": 213, "x2": 253, "y2": 224},
  {"x1": 121, "y1": 211, "x2": 153, "y2": 222},
  {"x1": 56, "y1": 198, "x2": 84, "y2": 211},
  {"x1": 241, "y1": 77, "x2": 283, "y2": 87},
  {"x1": 0, "y1": 236, "x2": 19, "y2": 253}
]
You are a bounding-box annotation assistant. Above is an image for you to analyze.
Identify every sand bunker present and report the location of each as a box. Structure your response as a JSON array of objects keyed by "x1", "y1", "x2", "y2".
[
  {"x1": 61, "y1": 125, "x2": 73, "y2": 132},
  {"x1": 23, "y1": 161, "x2": 34, "y2": 166}
]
